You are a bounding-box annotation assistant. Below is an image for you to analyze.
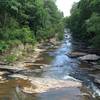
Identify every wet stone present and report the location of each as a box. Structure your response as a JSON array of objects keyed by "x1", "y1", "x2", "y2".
[
  {"x1": 94, "y1": 78, "x2": 100, "y2": 84},
  {"x1": 79, "y1": 54, "x2": 100, "y2": 61},
  {"x1": 67, "y1": 51, "x2": 87, "y2": 58},
  {"x1": 89, "y1": 74, "x2": 100, "y2": 84},
  {"x1": 93, "y1": 65, "x2": 100, "y2": 70}
]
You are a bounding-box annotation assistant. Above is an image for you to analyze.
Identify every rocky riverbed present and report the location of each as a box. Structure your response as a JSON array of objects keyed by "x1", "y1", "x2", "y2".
[{"x1": 0, "y1": 33, "x2": 100, "y2": 100}]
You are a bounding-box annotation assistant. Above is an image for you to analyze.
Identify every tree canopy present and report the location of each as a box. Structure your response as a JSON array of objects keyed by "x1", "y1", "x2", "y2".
[
  {"x1": 65, "y1": 0, "x2": 100, "y2": 48},
  {"x1": 0, "y1": 0, "x2": 64, "y2": 52}
]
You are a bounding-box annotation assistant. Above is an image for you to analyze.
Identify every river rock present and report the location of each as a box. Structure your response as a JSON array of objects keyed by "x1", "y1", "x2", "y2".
[
  {"x1": 0, "y1": 71, "x2": 9, "y2": 75},
  {"x1": 92, "y1": 65, "x2": 100, "y2": 70},
  {"x1": 94, "y1": 78, "x2": 100, "y2": 84},
  {"x1": 49, "y1": 38, "x2": 58, "y2": 45},
  {"x1": 67, "y1": 52, "x2": 87, "y2": 58},
  {"x1": 0, "y1": 73, "x2": 7, "y2": 83},
  {"x1": 89, "y1": 74, "x2": 100, "y2": 84},
  {"x1": 0, "y1": 76, "x2": 3, "y2": 80},
  {"x1": 79, "y1": 54, "x2": 100, "y2": 61},
  {"x1": 0, "y1": 61, "x2": 7, "y2": 65},
  {"x1": 0, "y1": 65, "x2": 28, "y2": 73},
  {"x1": 93, "y1": 75, "x2": 100, "y2": 84},
  {"x1": 80, "y1": 67, "x2": 96, "y2": 71}
]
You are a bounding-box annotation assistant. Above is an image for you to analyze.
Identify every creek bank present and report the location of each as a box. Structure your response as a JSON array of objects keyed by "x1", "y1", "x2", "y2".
[
  {"x1": 0, "y1": 37, "x2": 59, "y2": 66},
  {"x1": 0, "y1": 33, "x2": 99, "y2": 99},
  {"x1": 0, "y1": 38, "x2": 60, "y2": 81},
  {"x1": 0, "y1": 44, "x2": 44, "y2": 79},
  {"x1": 68, "y1": 51, "x2": 100, "y2": 86}
]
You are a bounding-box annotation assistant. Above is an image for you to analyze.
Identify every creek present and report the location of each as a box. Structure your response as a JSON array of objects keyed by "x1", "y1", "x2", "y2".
[{"x1": 0, "y1": 31, "x2": 100, "y2": 100}]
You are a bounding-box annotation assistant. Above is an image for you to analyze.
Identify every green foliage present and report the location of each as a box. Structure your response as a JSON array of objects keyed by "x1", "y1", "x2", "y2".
[
  {"x1": 0, "y1": 0, "x2": 64, "y2": 44},
  {"x1": 86, "y1": 13, "x2": 100, "y2": 35},
  {"x1": 36, "y1": 27, "x2": 55, "y2": 41},
  {"x1": 65, "y1": 0, "x2": 100, "y2": 48},
  {"x1": 4, "y1": 54, "x2": 17, "y2": 64},
  {"x1": 0, "y1": 41, "x2": 8, "y2": 52},
  {"x1": 91, "y1": 34, "x2": 100, "y2": 48},
  {"x1": 11, "y1": 27, "x2": 36, "y2": 44},
  {"x1": 0, "y1": 0, "x2": 64, "y2": 64},
  {"x1": 7, "y1": 40, "x2": 22, "y2": 47},
  {"x1": 55, "y1": 21, "x2": 64, "y2": 40}
]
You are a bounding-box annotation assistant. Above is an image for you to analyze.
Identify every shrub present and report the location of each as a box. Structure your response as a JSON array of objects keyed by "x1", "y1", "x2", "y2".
[
  {"x1": 9, "y1": 27, "x2": 36, "y2": 44},
  {"x1": 91, "y1": 34, "x2": 100, "y2": 48},
  {"x1": 0, "y1": 41, "x2": 8, "y2": 53},
  {"x1": 4, "y1": 54, "x2": 17, "y2": 64},
  {"x1": 7, "y1": 40, "x2": 22, "y2": 47},
  {"x1": 36, "y1": 27, "x2": 57, "y2": 41}
]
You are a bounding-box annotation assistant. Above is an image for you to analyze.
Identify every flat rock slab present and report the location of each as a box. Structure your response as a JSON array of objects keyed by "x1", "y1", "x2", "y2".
[
  {"x1": 79, "y1": 54, "x2": 100, "y2": 61},
  {"x1": 94, "y1": 78, "x2": 100, "y2": 84},
  {"x1": 0, "y1": 71, "x2": 9, "y2": 75},
  {"x1": 0, "y1": 65, "x2": 28, "y2": 73},
  {"x1": 93, "y1": 65, "x2": 100, "y2": 70},
  {"x1": 67, "y1": 52, "x2": 87, "y2": 58},
  {"x1": 9, "y1": 74, "x2": 82, "y2": 94},
  {"x1": 30, "y1": 78, "x2": 82, "y2": 93},
  {"x1": 89, "y1": 74, "x2": 100, "y2": 84}
]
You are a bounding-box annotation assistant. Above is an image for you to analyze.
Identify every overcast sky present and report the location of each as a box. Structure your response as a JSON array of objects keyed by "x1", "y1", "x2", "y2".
[{"x1": 56, "y1": 0, "x2": 80, "y2": 17}]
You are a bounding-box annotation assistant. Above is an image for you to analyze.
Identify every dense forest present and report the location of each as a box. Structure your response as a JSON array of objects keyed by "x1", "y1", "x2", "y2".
[
  {"x1": 0, "y1": 0, "x2": 64, "y2": 53},
  {"x1": 65, "y1": 0, "x2": 100, "y2": 48}
]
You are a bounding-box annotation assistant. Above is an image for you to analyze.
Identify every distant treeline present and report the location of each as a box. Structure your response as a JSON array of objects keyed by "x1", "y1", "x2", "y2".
[
  {"x1": 0, "y1": 0, "x2": 64, "y2": 52},
  {"x1": 65, "y1": 0, "x2": 100, "y2": 48}
]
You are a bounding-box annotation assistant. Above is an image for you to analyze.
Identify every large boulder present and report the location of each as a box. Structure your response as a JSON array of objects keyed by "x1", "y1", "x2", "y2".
[
  {"x1": 79, "y1": 54, "x2": 100, "y2": 61},
  {"x1": 67, "y1": 52, "x2": 87, "y2": 58}
]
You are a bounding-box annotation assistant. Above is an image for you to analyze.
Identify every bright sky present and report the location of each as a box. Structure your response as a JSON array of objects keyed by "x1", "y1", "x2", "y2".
[{"x1": 56, "y1": 0, "x2": 80, "y2": 17}]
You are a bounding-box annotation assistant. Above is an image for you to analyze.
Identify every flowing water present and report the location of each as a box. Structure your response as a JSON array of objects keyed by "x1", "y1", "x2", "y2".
[{"x1": 0, "y1": 31, "x2": 100, "y2": 100}]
